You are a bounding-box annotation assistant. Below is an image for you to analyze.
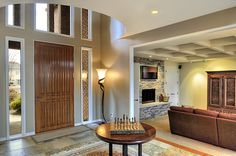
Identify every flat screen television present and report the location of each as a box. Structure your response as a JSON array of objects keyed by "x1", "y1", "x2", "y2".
[{"x1": 140, "y1": 66, "x2": 158, "y2": 79}]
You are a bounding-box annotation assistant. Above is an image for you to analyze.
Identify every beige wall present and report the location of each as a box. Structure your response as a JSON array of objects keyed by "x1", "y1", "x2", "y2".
[
  {"x1": 101, "y1": 7, "x2": 236, "y2": 118},
  {"x1": 179, "y1": 58, "x2": 236, "y2": 109},
  {"x1": 0, "y1": 4, "x2": 102, "y2": 138}
]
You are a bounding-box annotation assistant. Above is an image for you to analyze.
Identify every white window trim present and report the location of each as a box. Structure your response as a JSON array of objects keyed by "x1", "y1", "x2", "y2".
[
  {"x1": 33, "y1": 4, "x2": 75, "y2": 38},
  {"x1": 80, "y1": 47, "x2": 93, "y2": 123},
  {"x1": 5, "y1": 4, "x2": 25, "y2": 29},
  {"x1": 81, "y1": 9, "x2": 93, "y2": 41},
  {"x1": 5, "y1": 36, "x2": 26, "y2": 140}
]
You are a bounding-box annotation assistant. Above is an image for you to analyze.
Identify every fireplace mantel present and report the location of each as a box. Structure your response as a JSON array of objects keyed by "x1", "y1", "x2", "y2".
[{"x1": 140, "y1": 101, "x2": 170, "y2": 108}]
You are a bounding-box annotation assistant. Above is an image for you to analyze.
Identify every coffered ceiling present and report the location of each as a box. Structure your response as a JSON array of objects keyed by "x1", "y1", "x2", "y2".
[
  {"x1": 1, "y1": 0, "x2": 236, "y2": 36},
  {"x1": 135, "y1": 28, "x2": 236, "y2": 62}
]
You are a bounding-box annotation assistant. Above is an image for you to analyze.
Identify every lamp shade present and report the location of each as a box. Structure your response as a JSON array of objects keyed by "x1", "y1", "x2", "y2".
[{"x1": 96, "y1": 69, "x2": 107, "y2": 82}]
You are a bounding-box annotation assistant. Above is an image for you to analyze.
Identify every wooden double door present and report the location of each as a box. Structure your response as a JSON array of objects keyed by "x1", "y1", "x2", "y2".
[
  {"x1": 208, "y1": 71, "x2": 236, "y2": 113},
  {"x1": 35, "y1": 41, "x2": 74, "y2": 133}
]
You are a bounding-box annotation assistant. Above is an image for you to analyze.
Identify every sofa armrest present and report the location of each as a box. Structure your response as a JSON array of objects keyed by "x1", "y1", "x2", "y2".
[{"x1": 217, "y1": 118, "x2": 236, "y2": 151}]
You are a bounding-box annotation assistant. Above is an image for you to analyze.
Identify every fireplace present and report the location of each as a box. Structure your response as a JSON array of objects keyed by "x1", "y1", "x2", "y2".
[{"x1": 142, "y1": 89, "x2": 155, "y2": 104}]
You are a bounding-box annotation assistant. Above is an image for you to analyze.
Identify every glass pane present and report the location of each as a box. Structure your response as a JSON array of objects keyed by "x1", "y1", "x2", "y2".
[
  {"x1": 36, "y1": 3, "x2": 48, "y2": 31},
  {"x1": 8, "y1": 41, "x2": 22, "y2": 136},
  {"x1": 81, "y1": 9, "x2": 89, "y2": 39},
  {"x1": 211, "y1": 78, "x2": 220, "y2": 105},
  {"x1": 61, "y1": 5, "x2": 71, "y2": 35},
  {"x1": 7, "y1": 5, "x2": 14, "y2": 25},
  {"x1": 226, "y1": 78, "x2": 235, "y2": 106},
  {"x1": 82, "y1": 49, "x2": 89, "y2": 121}
]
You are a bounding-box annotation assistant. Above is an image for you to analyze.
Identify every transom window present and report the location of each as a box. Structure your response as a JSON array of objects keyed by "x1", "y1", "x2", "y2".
[
  {"x1": 35, "y1": 3, "x2": 74, "y2": 36},
  {"x1": 6, "y1": 4, "x2": 24, "y2": 28}
]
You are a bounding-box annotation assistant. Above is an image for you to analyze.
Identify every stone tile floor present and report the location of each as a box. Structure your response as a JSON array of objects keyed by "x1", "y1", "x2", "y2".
[{"x1": 0, "y1": 127, "x2": 94, "y2": 156}]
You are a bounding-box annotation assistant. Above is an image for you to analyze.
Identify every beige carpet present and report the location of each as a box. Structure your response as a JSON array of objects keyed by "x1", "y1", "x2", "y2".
[{"x1": 32, "y1": 125, "x2": 90, "y2": 143}]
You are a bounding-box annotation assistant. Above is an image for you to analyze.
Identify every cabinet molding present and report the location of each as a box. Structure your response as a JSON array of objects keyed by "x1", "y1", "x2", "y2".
[{"x1": 207, "y1": 71, "x2": 236, "y2": 113}]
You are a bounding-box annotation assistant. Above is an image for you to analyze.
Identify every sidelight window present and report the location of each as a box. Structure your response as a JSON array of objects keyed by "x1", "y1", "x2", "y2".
[
  {"x1": 81, "y1": 47, "x2": 93, "y2": 122},
  {"x1": 6, "y1": 37, "x2": 25, "y2": 139}
]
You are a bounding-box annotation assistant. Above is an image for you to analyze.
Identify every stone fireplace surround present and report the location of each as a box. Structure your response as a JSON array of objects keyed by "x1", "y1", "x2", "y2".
[{"x1": 134, "y1": 57, "x2": 170, "y2": 120}]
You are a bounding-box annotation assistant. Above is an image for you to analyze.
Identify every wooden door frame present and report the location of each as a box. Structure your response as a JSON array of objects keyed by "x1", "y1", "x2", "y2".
[
  {"x1": 81, "y1": 47, "x2": 93, "y2": 123},
  {"x1": 5, "y1": 36, "x2": 26, "y2": 140},
  {"x1": 34, "y1": 40, "x2": 75, "y2": 133}
]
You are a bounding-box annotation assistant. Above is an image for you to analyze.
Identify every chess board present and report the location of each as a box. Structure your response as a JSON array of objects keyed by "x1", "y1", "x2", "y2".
[{"x1": 110, "y1": 122, "x2": 145, "y2": 135}]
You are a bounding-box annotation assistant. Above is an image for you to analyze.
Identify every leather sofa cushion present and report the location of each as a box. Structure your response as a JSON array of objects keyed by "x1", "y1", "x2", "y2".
[
  {"x1": 170, "y1": 106, "x2": 194, "y2": 113},
  {"x1": 194, "y1": 109, "x2": 219, "y2": 117},
  {"x1": 219, "y1": 113, "x2": 236, "y2": 120}
]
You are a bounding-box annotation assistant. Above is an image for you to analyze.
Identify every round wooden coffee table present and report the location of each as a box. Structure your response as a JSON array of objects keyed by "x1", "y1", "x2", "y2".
[{"x1": 96, "y1": 123, "x2": 156, "y2": 156}]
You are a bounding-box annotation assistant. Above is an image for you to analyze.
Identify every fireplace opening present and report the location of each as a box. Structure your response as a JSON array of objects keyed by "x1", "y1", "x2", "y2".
[{"x1": 142, "y1": 89, "x2": 155, "y2": 104}]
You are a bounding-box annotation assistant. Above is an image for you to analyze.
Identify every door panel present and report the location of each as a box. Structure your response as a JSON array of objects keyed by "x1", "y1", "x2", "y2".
[
  {"x1": 208, "y1": 75, "x2": 222, "y2": 108},
  {"x1": 224, "y1": 76, "x2": 236, "y2": 108},
  {"x1": 35, "y1": 41, "x2": 74, "y2": 133}
]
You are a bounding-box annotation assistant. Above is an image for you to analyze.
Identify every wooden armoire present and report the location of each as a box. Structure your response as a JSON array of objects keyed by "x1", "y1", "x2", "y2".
[{"x1": 207, "y1": 71, "x2": 236, "y2": 113}]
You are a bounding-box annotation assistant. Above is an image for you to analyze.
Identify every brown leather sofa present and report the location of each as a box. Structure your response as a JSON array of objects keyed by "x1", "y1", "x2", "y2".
[
  {"x1": 168, "y1": 106, "x2": 236, "y2": 151},
  {"x1": 217, "y1": 113, "x2": 236, "y2": 151}
]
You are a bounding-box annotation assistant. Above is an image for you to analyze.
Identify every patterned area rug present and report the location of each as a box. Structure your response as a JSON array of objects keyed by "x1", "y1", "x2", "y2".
[{"x1": 48, "y1": 131, "x2": 207, "y2": 156}]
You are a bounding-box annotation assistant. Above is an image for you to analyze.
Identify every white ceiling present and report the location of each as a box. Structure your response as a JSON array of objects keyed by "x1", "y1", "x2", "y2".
[
  {"x1": 1, "y1": 0, "x2": 236, "y2": 36},
  {"x1": 134, "y1": 27, "x2": 236, "y2": 62}
]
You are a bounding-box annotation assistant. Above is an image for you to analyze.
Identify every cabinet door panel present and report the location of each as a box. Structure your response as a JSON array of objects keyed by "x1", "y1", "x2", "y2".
[
  {"x1": 224, "y1": 76, "x2": 236, "y2": 108},
  {"x1": 208, "y1": 77, "x2": 222, "y2": 107}
]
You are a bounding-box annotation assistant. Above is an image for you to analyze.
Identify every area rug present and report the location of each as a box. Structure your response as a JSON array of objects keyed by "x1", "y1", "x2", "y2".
[{"x1": 48, "y1": 131, "x2": 210, "y2": 156}]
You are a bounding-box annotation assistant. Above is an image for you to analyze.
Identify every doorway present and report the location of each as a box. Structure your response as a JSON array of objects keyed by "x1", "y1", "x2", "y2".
[
  {"x1": 34, "y1": 41, "x2": 74, "y2": 133},
  {"x1": 5, "y1": 37, "x2": 25, "y2": 139}
]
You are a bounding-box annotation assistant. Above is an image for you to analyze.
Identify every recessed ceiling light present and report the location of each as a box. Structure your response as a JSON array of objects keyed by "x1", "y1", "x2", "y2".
[
  {"x1": 149, "y1": 55, "x2": 152, "y2": 58},
  {"x1": 151, "y1": 10, "x2": 158, "y2": 14},
  {"x1": 166, "y1": 58, "x2": 169, "y2": 60}
]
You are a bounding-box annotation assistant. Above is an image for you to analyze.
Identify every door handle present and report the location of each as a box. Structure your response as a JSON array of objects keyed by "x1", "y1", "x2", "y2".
[{"x1": 134, "y1": 99, "x2": 139, "y2": 101}]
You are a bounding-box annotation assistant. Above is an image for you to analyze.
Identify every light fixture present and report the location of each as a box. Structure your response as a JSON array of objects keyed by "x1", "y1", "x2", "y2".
[
  {"x1": 151, "y1": 10, "x2": 158, "y2": 14},
  {"x1": 96, "y1": 69, "x2": 107, "y2": 123},
  {"x1": 149, "y1": 55, "x2": 152, "y2": 58},
  {"x1": 96, "y1": 69, "x2": 107, "y2": 83}
]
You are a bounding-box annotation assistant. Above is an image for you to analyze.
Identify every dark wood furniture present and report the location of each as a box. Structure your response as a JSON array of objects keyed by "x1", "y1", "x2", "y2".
[
  {"x1": 207, "y1": 71, "x2": 236, "y2": 113},
  {"x1": 96, "y1": 123, "x2": 156, "y2": 156}
]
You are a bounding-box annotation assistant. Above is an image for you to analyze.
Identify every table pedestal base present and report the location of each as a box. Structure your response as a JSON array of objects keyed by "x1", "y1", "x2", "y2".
[{"x1": 109, "y1": 144, "x2": 142, "y2": 156}]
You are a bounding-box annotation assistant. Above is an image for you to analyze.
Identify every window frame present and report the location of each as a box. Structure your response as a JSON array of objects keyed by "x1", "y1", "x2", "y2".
[
  {"x1": 80, "y1": 47, "x2": 93, "y2": 123},
  {"x1": 5, "y1": 36, "x2": 26, "y2": 140},
  {"x1": 5, "y1": 4, "x2": 25, "y2": 29},
  {"x1": 34, "y1": 3, "x2": 75, "y2": 38}
]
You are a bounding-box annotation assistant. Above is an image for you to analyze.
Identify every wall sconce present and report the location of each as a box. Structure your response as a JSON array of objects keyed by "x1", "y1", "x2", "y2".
[{"x1": 96, "y1": 69, "x2": 107, "y2": 123}]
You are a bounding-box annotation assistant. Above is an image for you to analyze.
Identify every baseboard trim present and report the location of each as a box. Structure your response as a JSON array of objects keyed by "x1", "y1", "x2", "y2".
[
  {"x1": 76, "y1": 119, "x2": 102, "y2": 126},
  {"x1": 0, "y1": 137, "x2": 7, "y2": 142},
  {"x1": 24, "y1": 132, "x2": 35, "y2": 137},
  {"x1": 74, "y1": 123, "x2": 83, "y2": 127},
  {"x1": 90, "y1": 119, "x2": 102, "y2": 123}
]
